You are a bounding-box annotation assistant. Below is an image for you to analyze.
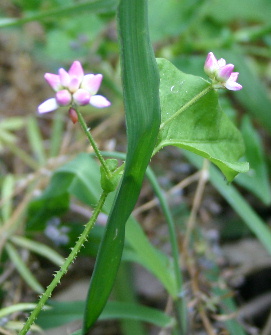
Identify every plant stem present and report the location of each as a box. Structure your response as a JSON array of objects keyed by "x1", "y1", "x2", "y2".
[
  {"x1": 159, "y1": 85, "x2": 212, "y2": 130},
  {"x1": 76, "y1": 109, "x2": 112, "y2": 178},
  {"x1": 146, "y1": 167, "x2": 186, "y2": 334},
  {"x1": 19, "y1": 191, "x2": 108, "y2": 335}
]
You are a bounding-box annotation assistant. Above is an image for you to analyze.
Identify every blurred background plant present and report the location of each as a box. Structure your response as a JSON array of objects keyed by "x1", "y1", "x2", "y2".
[{"x1": 0, "y1": 0, "x2": 271, "y2": 334}]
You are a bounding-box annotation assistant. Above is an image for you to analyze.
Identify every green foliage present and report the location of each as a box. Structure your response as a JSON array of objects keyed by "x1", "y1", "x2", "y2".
[
  {"x1": 207, "y1": 0, "x2": 271, "y2": 23},
  {"x1": 155, "y1": 58, "x2": 248, "y2": 182},
  {"x1": 83, "y1": 0, "x2": 161, "y2": 332},
  {"x1": 27, "y1": 153, "x2": 176, "y2": 293},
  {"x1": 1, "y1": 0, "x2": 271, "y2": 333},
  {"x1": 235, "y1": 116, "x2": 271, "y2": 204},
  {"x1": 37, "y1": 300, "x2": 174, "y2": 329}
]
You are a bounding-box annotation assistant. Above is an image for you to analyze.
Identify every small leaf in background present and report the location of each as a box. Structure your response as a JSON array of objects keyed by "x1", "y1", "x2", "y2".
[
  {"x1": 1, "y1": 174, "x2": 15, "y2": 222},
  {"x1": 37, "y1": 300, "x2": 174, "y2": 330},
  {"x1": 235, "y1": 116, "x2": 271, "y2": 205},
  {"x1": 26, "y1": 116, "x2": 46, "y2": 165},
  {"x1": 45, "y1": 13, "x2": 104, "y2": 61},
  {"x1": 206, "y1": 0, "x2": 271, "y2": 24},
  {"x1": 156, "y1": 58, "x2": 248, "y2": 182},
  {"x1": 5, "y1": 243, "x2": 44, "y2": 294}
]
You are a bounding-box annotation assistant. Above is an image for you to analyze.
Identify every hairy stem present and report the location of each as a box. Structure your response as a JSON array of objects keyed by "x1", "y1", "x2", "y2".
[{"x1": 19, "y1": 191, "x2": 108, "y2": 335}]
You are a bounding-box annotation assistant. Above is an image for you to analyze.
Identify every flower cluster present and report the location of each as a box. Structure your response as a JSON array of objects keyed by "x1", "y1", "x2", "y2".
[
  {"x1": 204, "y1": 52, "x2": 242, "y2": 91},
  {"x1": 38, "y1": 61, "x2": 111, "y2": 114}
]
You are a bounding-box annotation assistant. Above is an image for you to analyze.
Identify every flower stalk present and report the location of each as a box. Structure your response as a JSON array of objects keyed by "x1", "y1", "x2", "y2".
[{"x1": 75, "y1": 108, "x2": 112, "y2": 178}]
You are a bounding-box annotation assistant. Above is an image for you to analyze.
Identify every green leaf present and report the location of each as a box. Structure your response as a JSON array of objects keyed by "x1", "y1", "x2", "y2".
[
  {"x1": 0, "y1": 0, "x2": 119, "y2": 28},
  {"x1": 37, "y1": 300, "x2": 174, "y2": 329},
  {"x1": 27, "y1": 191, "x2": 69, "y2": 232},
  {"x1": 125, "y1": 217, "x2": 177, "y2": 297},
  {"x1": 50, "y1": 113, "x2": 64, "y2": 157},
  {"x1": 10, "y1": 236, "x2": 65, "y2": 266},
  {"x1": 83, "y1": 0, "x2": 161, "y2": 332},
  {"x1": 155, "y1": 58, "x2": 248, "y2": 182},
  {"x1": 0, "y1": 117, "x2": 24, "y2": 130},
  {"x1": 26, "y1": 116, "x2": 46, "y2": 165},
  {"x1": 5, "y1": 243, "x2": 44, "y2": 293},
  {"x1": 235, "y1": 116, "x2": 271, "y2": 204},
  {"x1": 207, "y1": 0, "x2": 271, "y2": 24},
  {"x1": 148, "y1": 0, "x2": 188, "y2": 42},
  {"x1": 30, "y1": 153, "x2": 175, "y2": 296},
  {"x1": 0, "y1": 303, "x2": 49, "y2": 319},
  {"x1": 1, "y1": 174, "x2": 14, "y2": 222}
]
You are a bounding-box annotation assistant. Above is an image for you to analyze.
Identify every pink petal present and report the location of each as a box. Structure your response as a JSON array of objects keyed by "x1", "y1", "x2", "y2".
[
  {"x1": 225, "y1": 80, "x2": 242, "y2": 91},
  {"x1": 204, "y1": 52, "x2": 218, "y2": 76},
  {"x1": 217, "y1": 64, "x2": 234, "y2": 81},
  {"x1": 81, "y1": 74, "x2": 103, "y2": 95},
  {"x1": 229, "y1": 72, "x2": 239, "y2": 82},
  {"x1": 217, "y1": 58, "x2": 226, "y2": 67},
  {"x1": 89, "y1": 95, "x2": 111, "y2": 108},
  {"x1": 44, "y1": 73, "x2": 61, "y2": 91},
  {"x1": 59, "y1": 68, "x2": 70, "y2": 87},
  {"x1": 68, "y1": 61, "x2": 84, "y2": 81},
  {"x1": 56, "y1": 90, "x2": 72, "y2": 105},
  {"x1": 73, "y1": 89, "x2": 91, "y2": 105},
  {"x1": 38, "y1": 98, "x2": 59, "y2": 114},
  {"x1": 69, "y1": 77, "x2": 81, "y2": 92}
]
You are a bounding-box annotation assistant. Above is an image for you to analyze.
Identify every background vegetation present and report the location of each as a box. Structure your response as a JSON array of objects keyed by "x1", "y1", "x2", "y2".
[{"x1": 0, "y1": 0, "x2": 271, "y2": 334}]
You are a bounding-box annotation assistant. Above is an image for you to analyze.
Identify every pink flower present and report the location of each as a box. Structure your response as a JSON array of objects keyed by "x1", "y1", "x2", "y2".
[
  {"x1": 38, "y1": 61, "x2": 111, "y2": 114},
  {"x1": 204, "y1": 52, "x2": 242, "y2": 91}
]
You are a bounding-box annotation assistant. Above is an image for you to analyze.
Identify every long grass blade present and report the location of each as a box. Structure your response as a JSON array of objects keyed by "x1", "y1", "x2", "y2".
[{"x1": 83, "y1": 0, "x2": 161, "y2": 331}]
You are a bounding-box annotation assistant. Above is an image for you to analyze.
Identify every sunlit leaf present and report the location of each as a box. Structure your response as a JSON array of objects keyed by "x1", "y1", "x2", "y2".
[{"x1": 155, "y1": 58, "x2": 248, "y2": 182}]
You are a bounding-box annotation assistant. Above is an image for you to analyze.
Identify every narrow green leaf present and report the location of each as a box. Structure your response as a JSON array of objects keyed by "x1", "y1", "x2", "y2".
[
  {"x1": 0, "y1": 128, "x2": 17, "y2": 144},
  {"x1": 49, "y1": 113, "x2": 64, "y2": 157},
  {"x1": 26, "y1": 116, "x2": 46, "y2": 165},
  {"x1": 0, "y1": 0, "x2": 119, "y2": 28},
  {"x1": 5, "y1": 243, "x2": 44, "y2": 293},
  {"x1": 1, "y1": 174, "x2": 14, "y2": 222},
  {"x1": 83, "y1": 0, "x2": 161, "y2": 331},
  {"x1": 0, "y1": 117, "x2": 24, "y2": 130},
  {"x1": 37, "y1": 301, "x2": 174, "y2": 329},
  {"x1": 0, "y1": 303, "x2": 48, "y2": 319},
  {"x1": 114, "y1": 264, "x2": 147, "y2": 335},
  {"x1": 184, "y1": 151, "x2": 271, "y2": 255},
  {"x1": 155, "y1": 58, "x2": 248, "y2": 182},
  {"x1": 10, "y1": 236, "x2": 65, "y2": 266}
]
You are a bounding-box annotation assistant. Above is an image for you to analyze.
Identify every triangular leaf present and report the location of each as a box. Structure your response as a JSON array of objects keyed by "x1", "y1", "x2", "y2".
[{"x1": 155, "y1": 58, "x2": 248, "y2": 182}]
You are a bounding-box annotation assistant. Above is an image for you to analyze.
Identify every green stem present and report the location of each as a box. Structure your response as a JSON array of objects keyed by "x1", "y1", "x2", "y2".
[
  {"x1": 19, "y1": 191, "x2": 108, "y2": 335},
  {"x1": 76, "y1": 109, "x2": 112, "y2": 178},
  {"x1": 146, "y1": 168, "x2": 186, "y2": 334},
  {"x1": 159, "y1": 85, "x2": 212, "y2": 131}
]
